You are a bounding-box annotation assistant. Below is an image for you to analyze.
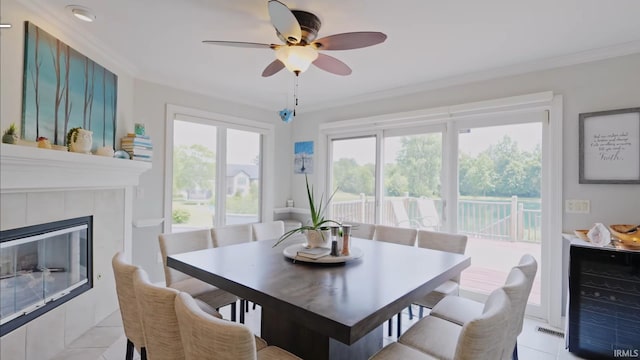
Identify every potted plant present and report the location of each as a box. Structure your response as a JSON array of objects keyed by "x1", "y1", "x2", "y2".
[
  {"x1": 273, "y1": 175, "x2": 340, "y2": 248},
  {"x1": 2, "y1": 123, "x2": 19, "y2": 144}
]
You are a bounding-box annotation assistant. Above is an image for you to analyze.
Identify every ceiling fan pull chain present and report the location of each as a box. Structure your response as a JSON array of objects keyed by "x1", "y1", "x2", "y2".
[{"x1": 294, "y1": 75, "x2": 299, "y2": 116}]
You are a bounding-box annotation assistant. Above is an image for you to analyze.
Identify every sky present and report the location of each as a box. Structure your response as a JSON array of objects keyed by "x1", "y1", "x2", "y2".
[{"x1": 174, "y1": 120, "x2": 259, "y2": 164}]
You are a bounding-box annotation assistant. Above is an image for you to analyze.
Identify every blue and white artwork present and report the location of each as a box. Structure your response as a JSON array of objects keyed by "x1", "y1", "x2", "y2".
[
  {"x1": 294, "y1": 141, "x2": 313, "y2": 174},
  {"x1": 21, "y1": 22, "x2": 117, "y2": 151}
]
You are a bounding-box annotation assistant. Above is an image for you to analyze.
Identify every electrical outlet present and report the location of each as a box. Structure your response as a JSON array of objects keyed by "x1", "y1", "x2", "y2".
[{"x1": 565, "y1": 200, "x2": 590, "y2": 214}]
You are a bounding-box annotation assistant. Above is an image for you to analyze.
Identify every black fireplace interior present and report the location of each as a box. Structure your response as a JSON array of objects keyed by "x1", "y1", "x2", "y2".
[{"x1": 0, "y1": 216, "x2": 93, "y2": 336}]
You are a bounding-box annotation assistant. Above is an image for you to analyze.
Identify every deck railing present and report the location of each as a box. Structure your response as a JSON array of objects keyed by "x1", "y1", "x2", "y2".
[{"x1": 331, "y1": 195, "x2": 541, "y2": 243}]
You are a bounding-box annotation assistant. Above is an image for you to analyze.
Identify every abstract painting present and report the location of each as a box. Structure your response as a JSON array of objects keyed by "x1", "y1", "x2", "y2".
[{"x1": 21, "y1": 22, "x2": 117, "y2": 151}]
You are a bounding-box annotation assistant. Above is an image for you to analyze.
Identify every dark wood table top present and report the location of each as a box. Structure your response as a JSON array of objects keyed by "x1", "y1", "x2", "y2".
[{"x1": 167, "y1": 238, "x2": 470, "y2": 345}]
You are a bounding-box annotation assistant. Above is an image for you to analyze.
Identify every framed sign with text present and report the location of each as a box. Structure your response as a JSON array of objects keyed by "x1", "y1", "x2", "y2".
[{"x1": 579, "y1": 107, "x2": 640, "y2": 184}]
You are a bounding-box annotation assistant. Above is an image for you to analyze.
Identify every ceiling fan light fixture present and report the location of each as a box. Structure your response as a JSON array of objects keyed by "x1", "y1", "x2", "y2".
[
  {"x1": 276, "y1": 45, "x2": 318, "y2": 74},
  {"x1": 67, "y1": 5, "x2": 96, "y2": 22}
]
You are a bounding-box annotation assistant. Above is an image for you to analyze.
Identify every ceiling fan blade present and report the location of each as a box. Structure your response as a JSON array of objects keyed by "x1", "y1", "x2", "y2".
[
  {"x1": 268, "y1": 0, "x2": 301, "y2": 44},
  {"x1": 262, "y1": 59, "x2": 285, "y2": 77},
  {"x1": 312, "y1": 53, "x2": 352, "y2": 76},
  {"x1": 313, "y1": 32, "x2": 387, "y2": 50},
  {"x1": 202, "y1": 40, "x2": 277, "y2": 49}
]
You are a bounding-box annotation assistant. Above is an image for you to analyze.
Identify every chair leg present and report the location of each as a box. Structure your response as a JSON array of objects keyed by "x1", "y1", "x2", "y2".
[
  {"x1": 252, "y1": 302, "x2": 257, "y2": 310},
  {"x1": 408, "y1": 305, "x2": 413, "y2": 320},
  {"x1": 140, "y1": 347, "x2": 147, "y2": 360},
  {"x1": 125, "y1": 339, "x2": 134, "y2": 360},
  {"x1": 387, "y1": 318, "x2": 393, "y2": 336},
  {"x1": 239, "y1": 300, "x2": 245, "y2": 324},
  {"x1": 245, "y1": 300, "x2": 250, "y2": 312},
  {"x1": 512, "y1": 341, "x2": 518, "y2": 360},
  {"x1": 230, "y1": 302, "x2": 237, "y2": 322},
  {"x1": 396, "y1": 312, "x2": 402, "y2": 338},
  {"x1": 419, "y1": 305, "x2": 424, "y2": 319}
]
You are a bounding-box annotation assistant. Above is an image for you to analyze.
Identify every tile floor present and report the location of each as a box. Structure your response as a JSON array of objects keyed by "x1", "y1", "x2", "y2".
[{"x1": 52, "y1": 304, "x2": 584, "y2": 360}]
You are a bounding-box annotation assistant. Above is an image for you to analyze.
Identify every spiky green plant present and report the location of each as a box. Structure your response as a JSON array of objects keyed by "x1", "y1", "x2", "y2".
[
  {"x1": 273, "y1": 174, "x2": 340, "y2": 247},
  {"x1": 3, "y1": 123, "x2": 17, "y2": 136}
]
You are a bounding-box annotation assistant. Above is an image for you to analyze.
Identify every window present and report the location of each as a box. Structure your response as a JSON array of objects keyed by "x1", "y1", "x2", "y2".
[
  {"x1": 330, "y1": 136, "x2": 377, "y2": 223},
  {"x1": 322, "y1": 92, "x2": 562, "y2": 324},
  {"x1": 165, "y1": 105, "x2": 273, "y2": 232}
]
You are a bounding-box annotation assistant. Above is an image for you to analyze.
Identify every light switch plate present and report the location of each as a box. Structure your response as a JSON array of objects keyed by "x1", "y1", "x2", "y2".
[{"x1": 565, "y1": 199, "x2": 590, "y2": 214}]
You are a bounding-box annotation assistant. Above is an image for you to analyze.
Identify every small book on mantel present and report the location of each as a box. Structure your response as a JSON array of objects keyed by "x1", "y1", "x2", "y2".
[{"x1": 297, "y1": 247, "x2": 331, "y2": 260}]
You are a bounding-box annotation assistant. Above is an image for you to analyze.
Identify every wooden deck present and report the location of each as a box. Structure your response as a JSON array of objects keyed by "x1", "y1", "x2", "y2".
[{"x1": 459, "y1": 236, "x2": 541, "y2": 305}]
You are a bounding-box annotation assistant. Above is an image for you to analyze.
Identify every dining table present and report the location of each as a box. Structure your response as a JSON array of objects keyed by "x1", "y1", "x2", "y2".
[{"x1": 167, "y1": 237, "x2": 470, "y2": 360}]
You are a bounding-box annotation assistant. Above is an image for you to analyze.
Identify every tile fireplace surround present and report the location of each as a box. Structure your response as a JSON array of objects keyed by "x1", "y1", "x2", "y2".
[{"x1": 0, "y1": 144, "x2": 150, "y2": 360}]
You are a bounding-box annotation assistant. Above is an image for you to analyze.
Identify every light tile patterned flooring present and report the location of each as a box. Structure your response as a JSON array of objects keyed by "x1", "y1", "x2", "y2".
[{"x1": 53, "y1": 303, "x2": 583, "y2": 360}]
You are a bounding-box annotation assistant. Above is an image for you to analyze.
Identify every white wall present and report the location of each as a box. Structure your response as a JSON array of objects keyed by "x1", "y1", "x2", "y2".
[
  {"x1": 290, "y1": 53, "x2": 640, "y2": 233},
  {"x1": 131, "y1": 79, "x2": 291, "y2": 282}
]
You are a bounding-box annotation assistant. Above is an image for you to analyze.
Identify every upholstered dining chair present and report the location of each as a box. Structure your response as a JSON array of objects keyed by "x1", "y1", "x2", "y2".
[
  {"x1": 373, "y1": 224, "x2": 417, "y2": 246},
  {"x1": 158, "y1": 230, "x2": 239, "y2": 321},
  {"x1": 429, "y1": 254, "x2": 537, "y2": 360},
  {"x1": 373, "y1": 224, "x2": 418, "y2": 337},
  {"x1": 211, "y1": 223, "x2": 253, "y2": 247},
  {"x1": 132, "y1": 267, "x2": 223, "y2": 360},
  {"x1": 252, "y1": 221, "x2": 285, "y2": 241},
  {"x1": 346, "y1": 221, "x2": 376, "y2": 240},
  {"x1": 371, "y1": 287, "x2": 512, "y2": 360},
  {"x1": 211, "y1": 224, "x2": 255, "y2": 316},
  {"x1": 414, "y1": 230, "x2": 468, "y2": 317},
  {"x1": 111, "y1": 252, "x2": 147, "y2": 360},
  {"x1": 175, "y1": 292, "x2": 302, "y2": 360}
]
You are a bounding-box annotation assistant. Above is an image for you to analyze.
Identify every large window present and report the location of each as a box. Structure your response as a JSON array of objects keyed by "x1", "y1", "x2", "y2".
[
  {"x1": 330, "y1": 137, "x2": 377, "y2": 223},
  {"x1": 172, "y1": 120, "x2": 217, "y2": 230},
  {"x1": 324, "y1": 92, "x2": 561, "y2": 323},
  {"x1": 225, "y1": 128, "x2": 261, "y2": 225},
  {"x1": 383, "y1": 131, "x2": 443, "y2": 228},
  {"x1": 166, "y1": 106, "x2": 272, "y2": 232}
]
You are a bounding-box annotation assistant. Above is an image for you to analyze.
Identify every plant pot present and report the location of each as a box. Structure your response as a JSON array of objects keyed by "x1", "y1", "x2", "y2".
[
  {"x1": 305, "y1": 229, "x2": 330, "y2": 249},
  {"x1": 2, "y1": 134, "x2": 18, "y2": 144},
  {"x1": 68, "y1": 128, "x2": 93, "y2": 154}
]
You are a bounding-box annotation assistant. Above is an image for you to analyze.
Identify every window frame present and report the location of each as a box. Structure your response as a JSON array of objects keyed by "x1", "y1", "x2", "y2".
[{"x1": 164, "y1": 104, "x2": 274, "y2": 232}]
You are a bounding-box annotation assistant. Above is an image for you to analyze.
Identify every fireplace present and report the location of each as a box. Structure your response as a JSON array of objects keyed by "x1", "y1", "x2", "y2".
[{"x1": 0, "y1": 216, "x2": 93, "y2": 336}]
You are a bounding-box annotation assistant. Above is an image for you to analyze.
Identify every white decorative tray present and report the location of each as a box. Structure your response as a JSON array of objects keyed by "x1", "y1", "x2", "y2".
[{"x1": 283, "y1": 244, "x2": 363, "y2": 264}]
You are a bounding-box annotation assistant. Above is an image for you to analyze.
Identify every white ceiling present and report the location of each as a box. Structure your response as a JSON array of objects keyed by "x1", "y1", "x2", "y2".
[{"x1": 22, "y1": 0, "x2": 640, "y2": 112}]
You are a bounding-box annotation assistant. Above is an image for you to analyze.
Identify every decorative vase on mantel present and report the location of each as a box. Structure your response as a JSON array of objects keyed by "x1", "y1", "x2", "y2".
[{"x1": 67, "y1": 128, "x2": 93, "y2": 154}]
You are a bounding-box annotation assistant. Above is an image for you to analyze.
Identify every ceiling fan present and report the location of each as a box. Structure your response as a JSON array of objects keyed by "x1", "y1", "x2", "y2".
[{"x1": 203, "y1": 0, "x2": 387, "y2": 77}]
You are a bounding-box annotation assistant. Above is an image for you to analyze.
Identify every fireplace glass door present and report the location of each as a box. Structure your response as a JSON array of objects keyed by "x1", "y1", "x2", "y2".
[{"x1": 0, "y1": 216, "x2": 92, "y2": 335}]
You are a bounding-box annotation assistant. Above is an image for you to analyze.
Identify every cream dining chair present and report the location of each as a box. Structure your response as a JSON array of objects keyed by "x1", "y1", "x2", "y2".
[
  {"x1": 211, "y1": 223, "x2": 253, "y2": 247},
  {"x1": 132, "y1": 267, "x2": 223, "y2": 360},
  {"x1": 346, "y1": 221, "x2": 376, "y2": 240},
  {"x1": 158, "y1": 229, "x2": 239, "y2": 321},
  {"x1": 373, "y1": 224, "x2": 418, "y2": 338},
  {"x1": 111, "y1": 252, "x2": 147, "y2": 360},
  {"x1": 429, "y1": 254, "x2": 538, "y2": 360},
  {"x1": 211, "y1": 223, "x2": 254, "y2": 317},
  {"x1": 414, "y1": 230, "x2": 468, "y2": 317},
  {"x1": 175, "y1": 292, "x2": 302, "y2": 360},
  {"x1": 372, "y1": 285, "x2": 513, "y2": 360},
  {"x1": 252, "y1": 221, "x2": 285, "y2": 241}
]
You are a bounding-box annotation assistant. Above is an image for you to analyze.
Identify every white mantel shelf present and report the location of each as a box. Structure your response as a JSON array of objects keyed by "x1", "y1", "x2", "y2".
[{"x1": 1, "y1": 143, "x2": 151, "y2": 192}]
